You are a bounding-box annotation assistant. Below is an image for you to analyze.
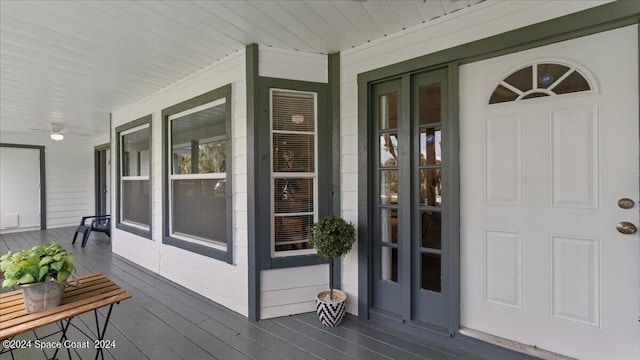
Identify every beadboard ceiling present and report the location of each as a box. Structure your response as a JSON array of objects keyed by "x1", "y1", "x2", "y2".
[{"x1": 0, "y1": 0, "x2": 483, "y2": 139}]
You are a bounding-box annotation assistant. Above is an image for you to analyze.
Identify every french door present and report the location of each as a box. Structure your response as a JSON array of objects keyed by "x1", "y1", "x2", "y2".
[{"x1": 371, "y1": 68, "x2": 454, "y2": 331}]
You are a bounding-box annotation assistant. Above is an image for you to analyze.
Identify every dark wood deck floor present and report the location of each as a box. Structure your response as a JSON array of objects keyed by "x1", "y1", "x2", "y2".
[{"x1": 1, "y1": 228, "x2": 538, "y2": 360}]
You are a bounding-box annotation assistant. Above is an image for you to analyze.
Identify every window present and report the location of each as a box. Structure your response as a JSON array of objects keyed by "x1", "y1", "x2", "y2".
[
  {"x1": 162, "y1": 85, "x2": 232, "y2": 262},
  {"x1": 271, "y1": 89, "x2": 317, "y2": 256},
  {"x1": 489, "y1": 61, "x2": 594, "y2": 104},
  {"x1": 116, "y1": 115, "x2": 152, "y2": 238}
]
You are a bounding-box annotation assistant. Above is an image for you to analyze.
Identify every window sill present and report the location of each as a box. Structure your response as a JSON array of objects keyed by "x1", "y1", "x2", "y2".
[
  {"x1": 163, "y1": 235, "x2": 232, "y2": 264},
  {"x1": 116, "y1": 223, "x2": 151, "y2": 240}
]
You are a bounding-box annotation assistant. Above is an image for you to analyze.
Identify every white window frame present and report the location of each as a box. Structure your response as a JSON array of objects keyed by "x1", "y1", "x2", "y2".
[
  {"x1": 119, "y1": 123, "x2": 150, "y2": 230},
  {"x1": 270, "y1": 88, "x2": 319, "y2": 257},
  {"x1": 167, "y1": 97, "x2": 227, "y2": 251}
]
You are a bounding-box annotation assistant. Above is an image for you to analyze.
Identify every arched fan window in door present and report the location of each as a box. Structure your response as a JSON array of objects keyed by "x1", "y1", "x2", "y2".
[{"x1": 489, "y1": 61, "x2": 596, "y2": 104}]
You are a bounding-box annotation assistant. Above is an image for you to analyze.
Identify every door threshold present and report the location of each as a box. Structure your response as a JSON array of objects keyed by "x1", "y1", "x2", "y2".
[{"x1": 459, "y1": 327, "x2": 576, "y2": 360}]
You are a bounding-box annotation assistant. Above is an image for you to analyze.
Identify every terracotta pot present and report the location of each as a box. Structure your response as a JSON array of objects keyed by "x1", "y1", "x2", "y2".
[{"x1": 315, "y1": 289, "x2": 347, "y2": 327}]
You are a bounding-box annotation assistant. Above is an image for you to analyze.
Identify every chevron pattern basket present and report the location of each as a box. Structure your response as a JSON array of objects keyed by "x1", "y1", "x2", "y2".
[{"x1": 315, "y1": 289, "x2": 347, "y2": 327}]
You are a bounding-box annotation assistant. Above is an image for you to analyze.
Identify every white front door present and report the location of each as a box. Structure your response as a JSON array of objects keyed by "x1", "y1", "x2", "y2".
[{"x1": 460, "y1": 26, "x2": 639, "y2": 359}]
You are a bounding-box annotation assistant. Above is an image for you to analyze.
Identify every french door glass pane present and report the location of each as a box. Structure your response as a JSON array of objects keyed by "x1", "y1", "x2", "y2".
[
  {"x1": 380, "y1": 208, "x2": 398, "y2": 244},
  {"x1": 380, "y1": 170, "x2": 398, "y2": 205},
  {"x1": 421, "y1": 253, "x2": 441, "y2": 292},
  {"x1": 381, "y1": 246, "x2": 398, "y2": 282},
  {"x1": 420, "y1": 169, "x2": 442, "y2": 207},
  {"x1": 380, "y1": 132, "x2": 399, "y2": 167},
  {"x1": 379, "y1": 92, "x2": 398, "y2": 130},
  {"x1": 420, "y1": 211, "x2": 441, "y2": 249},
  {"x1": 418, "y1": 84, "x2": 441, "y2": 125},
  {"x1": 419, "y1": 127, "x2": 441, "y2": 166}
]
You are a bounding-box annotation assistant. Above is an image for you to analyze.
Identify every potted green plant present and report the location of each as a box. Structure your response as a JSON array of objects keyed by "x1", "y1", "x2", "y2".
[
  {"x1": 0, "y1": 243, "x2": 76, "y2": 313},
  {"x1": 308, "y1": 214, "x2": 356, "y2": 327}
]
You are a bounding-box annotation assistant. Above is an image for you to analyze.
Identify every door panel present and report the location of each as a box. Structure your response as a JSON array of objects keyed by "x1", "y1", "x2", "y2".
[{"x1": 460, "y1": 25, "x2": 639, "y2": 359}]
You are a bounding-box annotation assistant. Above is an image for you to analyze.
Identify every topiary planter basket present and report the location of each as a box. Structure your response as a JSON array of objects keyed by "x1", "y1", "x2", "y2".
[{"x1": 315, "y1": 289, "x2": 347, "y2": 327}]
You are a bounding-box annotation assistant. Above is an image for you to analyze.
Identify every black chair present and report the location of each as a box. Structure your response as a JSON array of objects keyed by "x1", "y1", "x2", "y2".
[{"x1": 72, "y1": 215, "x2": 111, "y2": 248}]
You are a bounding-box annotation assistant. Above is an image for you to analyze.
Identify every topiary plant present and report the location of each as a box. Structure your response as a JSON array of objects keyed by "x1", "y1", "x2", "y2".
[
  {"x1": 309, "y1": 215, "x2": 356, "y2": 300},
  {"x1": 0, "y1": 242, "x2": 75, "y2": 288}
]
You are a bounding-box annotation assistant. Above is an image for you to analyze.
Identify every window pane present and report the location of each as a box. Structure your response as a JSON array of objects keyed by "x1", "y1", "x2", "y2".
[
  {"x1": 273, "y1": 133, "x2": 315, "y2": 172},
  {"x1": 172, "y1": 179, "x2": 227, "y2": 244},
  {"x1": 420, "y1": 169, "x2": 442, "y2": 207},
  {"x1": 379, "y1": 92, "x2": 398, "y2": 130},
  {"x1": 380, "y1": 132, "x2": 398, "y2": 167},
  {"x1": 489, "y1": 85, "x2": 519, "y2": 104},
  {"x1": 122, "y1": 127, "x2": 150, "y2": 177},
  {"x1": 272, "y1": 91, "x2": 315, "y2": 132},
  {"x1": 274, "y1": 215, "x2": 313, "y2": 252},
  {"x1": 418, "y1": 84, "x2": 441, "y2": 125},
  {"x1": 420, "y1": 127, "x2": 441, "y2": 166},
  {"x1": 274, "y1": 178, "x2": 313, "y2": 214},
  {"x1": 380, "y1": 208, "x2": 397, "y2": 244},
  {"x1": 380, "y1": 170, "x2": 398, "y2": 205},
  {"x1": 421, "y1": 253, "x2": 441, "y2": 292},
  {"x1": 172, "y1": 102, "x2": 226, "y2": 175},
  {"x1": 553, "y1": 70, "x2": 591, "y2": 94},
  {"x1": 537, "y1": 63, "x2": 570, "y2": 89},
  {"x1": 421, "y1": 211, "x2": 441, "y2": 249},
  {"x1": 122, "y1": 180, "x2": 149, "y2": 226},
  {"x1": 381, "y1": 246, "x2": 398, "y2": 282},
  {"x1": 504, "y1": 66, "x2": 533, "y2": 92}
]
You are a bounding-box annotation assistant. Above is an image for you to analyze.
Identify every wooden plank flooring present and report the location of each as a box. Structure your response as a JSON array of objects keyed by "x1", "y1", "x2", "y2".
[{"x1": 0, "y1": 228, "x2": 539, "y2": 360}]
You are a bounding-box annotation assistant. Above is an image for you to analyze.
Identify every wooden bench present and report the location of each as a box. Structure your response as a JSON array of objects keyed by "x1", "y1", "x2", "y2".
[{"x1": 0, "y1": 273, "x2": 131, "y2": 359}]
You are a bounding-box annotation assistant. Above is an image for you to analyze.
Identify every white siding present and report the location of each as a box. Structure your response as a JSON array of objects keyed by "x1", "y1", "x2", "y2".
[
  {"x1": 338, "y1": 0, "x2": 611, "y2": 316},
  {"x1": 111, "y1": 50, "x2": 249, "y2": 316},
  {"x1": 259, "y1": 45, "x2": 328, "y2": 83},
  {"x1": 0, "y1": 132, "x2": 94, "y2": 230}
]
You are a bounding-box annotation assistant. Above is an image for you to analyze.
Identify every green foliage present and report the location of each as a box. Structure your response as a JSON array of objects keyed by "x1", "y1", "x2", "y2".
[
  {"x1": 309, "y1": 215, "x2": 356, "y2": 260},
  {"x1": 0, "y1": 243, "x2": 75, "y2": 288}
]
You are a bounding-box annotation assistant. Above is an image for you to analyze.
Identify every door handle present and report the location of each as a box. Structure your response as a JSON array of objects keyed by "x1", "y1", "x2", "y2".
[{"x1": 616, "y1": 222, "x2": 637, "y2": 235}]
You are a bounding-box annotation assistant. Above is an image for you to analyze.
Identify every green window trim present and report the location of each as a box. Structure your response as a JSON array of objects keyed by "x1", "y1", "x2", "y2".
[
  {"x1": 161, "y1": 84, "x2": 233, "y2": 264},
  {"x1": 115, "y1": 115, "x2": 153, "y2": 240}
]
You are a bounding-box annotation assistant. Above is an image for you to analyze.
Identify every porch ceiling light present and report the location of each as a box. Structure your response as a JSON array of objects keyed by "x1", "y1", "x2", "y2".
[
  {"x1": 291, "y1": 114, "x2": 304, "y2": 124},
  {"x1": 50, "y1": 132, "x2": 64, "y2": 141}
]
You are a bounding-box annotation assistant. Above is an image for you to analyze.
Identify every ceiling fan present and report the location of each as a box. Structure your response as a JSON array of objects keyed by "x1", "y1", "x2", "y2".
[{"x1": 30, "y1": 123, "x2": 89, "y2": 141}]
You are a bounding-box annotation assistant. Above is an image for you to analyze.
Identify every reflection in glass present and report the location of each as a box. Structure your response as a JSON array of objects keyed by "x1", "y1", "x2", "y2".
[
  {"x1": 172, "y1": 179, "x2": 227, "y2": 243},
  {"x1": 421, "y1": 253, "x2": 441, "y2": 292},
  {"x1": 274, "y1": 178, "x2": 313, "y2": 214},
  {"x1": 380, "y1": 92, "x2": 398, "y2": 130},
  {"x1": 380, "y1": 132, "x2": 399, "y2": 167},
  {"x1": 122, "y1": 127, "x2": 150, "y2": 177},
  {"x1": 381, "y1": 246, "x2": 398, "y2": 282},
  {"x1": 420, "y1": 128, "x2": 441, "y2": 166},
  {"x1": 420, "y1": 169, "x2": 442, "y2": 207},
  {"x1": 172, "y1": 101, "x2": 227, "y2": 175},
  {"x1": 380, "y1": 208, "x2": 398, "y2": 244},
  {"x1": 274, "y1": 215, "x2": 314, "y2": 252},
  {"x1": 419, "y1": 84, "x2": 441, "y2": 125},
  {"x1": 380, "y1": 170, "x2": 398, "y2": 205},
  {"x1": 421, "y1": 211, "x2": 441, "y2": 249}
]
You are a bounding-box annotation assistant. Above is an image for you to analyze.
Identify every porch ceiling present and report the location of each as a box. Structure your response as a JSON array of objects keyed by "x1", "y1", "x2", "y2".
[{"x1": 0, "y1": 0, "x2": 483, "y2": 140}]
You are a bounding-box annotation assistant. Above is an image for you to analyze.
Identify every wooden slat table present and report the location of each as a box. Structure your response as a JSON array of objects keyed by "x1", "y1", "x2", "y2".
[{"x1": 0, "y1": 273, "x2": 132, "y2": 359}]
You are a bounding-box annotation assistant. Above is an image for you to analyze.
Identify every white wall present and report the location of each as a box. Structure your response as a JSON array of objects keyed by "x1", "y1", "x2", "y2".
[
  {"x1": 0, "y1": 132, "x2": 94, "y2": 229},
  {"x1": 338, "y1": 0, "x2": 612, "y2": 316},
  {"x1": 110, "y1": 50, "x2": 249, "y2": 316},
  {"x1": 257, "y1": 45, "x2": 330, "y2": 319}
]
